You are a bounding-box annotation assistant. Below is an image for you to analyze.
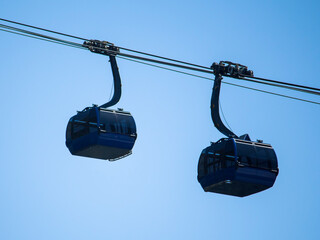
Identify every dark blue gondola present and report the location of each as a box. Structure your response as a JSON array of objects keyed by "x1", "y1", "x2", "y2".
[
  {"x1": 66, "y1": 106, "x2": 137, "y2": 160},
  {"x1": 198, "y1": 136, "x2": 278, "y2": 197},
  {"x1": 197, "y1": 62, "x2": 279, "y2": 197},
  {"x1": 66, "y1": 42, "x2": 137, "y2": 161}
]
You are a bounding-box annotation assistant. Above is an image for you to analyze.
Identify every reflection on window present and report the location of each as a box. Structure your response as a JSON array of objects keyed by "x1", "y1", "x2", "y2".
[
  {"x1": 103, "y1": 118, "x2": 136, "y2": 135},
  {"x1": 237, "y1": 144, "x2": 277, "y2": 170},
  {"x1": 204, "y1": 153, "x2": 235, "y2": 174}
]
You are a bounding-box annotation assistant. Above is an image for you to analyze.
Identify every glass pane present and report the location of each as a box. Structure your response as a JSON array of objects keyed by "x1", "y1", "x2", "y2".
[
  {"x1": 100, "y1": 111, "x2": 116, "y2": 133},
  {"x1": 236, "y1": 141, "x2": 278, "y2": 170}
]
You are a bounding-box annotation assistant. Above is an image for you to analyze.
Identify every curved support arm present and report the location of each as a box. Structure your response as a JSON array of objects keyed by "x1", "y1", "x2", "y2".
[
  {"x1": 99, "y1": 55, "x2": 122, "y2": 108},
  {"x1": 211, "y1": 74, "x2": 238, "y2": 138}
]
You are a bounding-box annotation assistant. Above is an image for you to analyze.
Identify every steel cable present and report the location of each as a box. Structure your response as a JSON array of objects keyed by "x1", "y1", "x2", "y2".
[
  {"x1": 0, "y1": 18, "x2": 210, "y2": 70},
  {"x1": 0, "y1": 28, "x2": 86, "y2": 50},
  {"x1": 1, "y1": 19, "x2": 320, "y2": 105},
  {"x1": 0, "y1": 17, "x2": 88, "y2": 41},
  {"x1": 0, "y1": 23, "x2": 83, "y2": 49},
  {"x1": 240, "y1": 77, "x2": 320, "y2": 96},
  {"x1": 117, "y1": 56, "x2": 320, "y2": 105},
  {"x1": 241, "y1": 74, "x2": 320, "y2": 92}
]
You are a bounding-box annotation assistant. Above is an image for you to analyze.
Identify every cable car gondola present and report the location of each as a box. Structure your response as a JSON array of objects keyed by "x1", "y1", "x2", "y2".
[
  {"x1": 65, "y1": 42, "x2": 137, "y2": 161},
  {"x1": 66, "y1": 106, "x2": 137, "y2": 160},
  {"x1": 197, "y1": 62, "x2": 279, "y2": 197}
]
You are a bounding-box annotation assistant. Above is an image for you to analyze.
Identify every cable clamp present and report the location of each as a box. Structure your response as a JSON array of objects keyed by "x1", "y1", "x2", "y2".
[
  {"x1": 82, "y1": 39, "x2": 120, "y2": 56},
  {"x1": 211, "y1": 61, "x2": 254, "y2": 78}
]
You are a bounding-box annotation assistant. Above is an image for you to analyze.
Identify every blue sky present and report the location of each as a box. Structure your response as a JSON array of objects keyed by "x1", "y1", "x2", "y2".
[{"x1": 0, "y1": 1, "x2": 320, "y2": 239}]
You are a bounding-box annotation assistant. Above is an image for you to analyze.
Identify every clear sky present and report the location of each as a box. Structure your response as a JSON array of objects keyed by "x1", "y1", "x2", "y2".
[{"x1": 0, "y1": 1, "x2": 320, "y2": 239}]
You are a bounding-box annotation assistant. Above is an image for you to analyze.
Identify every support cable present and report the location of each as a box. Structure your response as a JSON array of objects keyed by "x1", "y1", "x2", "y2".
[
  {"x1": 117, "y1": 56, "x2": 320, "y2": 105},
  {"x1": 0, "y1": 18, "x2": 209, "y2": 70},
  {"x1": 118, "y1": 46, "x2": 211, "y2": 70},
  {"x1": 0, "y1": 22, "x2": 212, "y2": 73},
  {"x1": 0, "y1": 28, "x2": 86, "y2": 50},
  {"x1": 1, "y1": 19, "x2": 320, "y2": 104},
  {"x1": 0, "y1": 23, "x2": 83, "y2": 49},
  {"x1": 78, "y1": 42, "x2": 320, "y2": 96},
  {"x1": 240, "y1": 77, "x2": 320, "y2": 96},
  {"x1": 241, "y1": 74, "x2": 320, "y2": 92},
  {"x1": 0, "y1": 17, "x2": 88, "y2": 41}
]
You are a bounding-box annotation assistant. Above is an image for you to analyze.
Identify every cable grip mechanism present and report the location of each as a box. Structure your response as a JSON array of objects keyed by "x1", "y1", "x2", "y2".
[
  {"x1": 83, "y1": 39, "x2": 120, "y2": 56},
  {"x1": 82, "y1": 39, "x2": 122, "y2": 109},
  {"x1": 209, "y1": 61, "x2": 255, "y2": 139},
  {"x1": 211, "y1": 61, "x2": 254, "y2": 79}
]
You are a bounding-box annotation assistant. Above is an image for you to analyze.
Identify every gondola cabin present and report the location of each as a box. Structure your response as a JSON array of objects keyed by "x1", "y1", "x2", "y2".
[
  {"x1": 197, "y1": 137, "x2": 278, "y2": 197},
  {"x1": 66, "y1": 106, "x2": 137, "y2": 161}
]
